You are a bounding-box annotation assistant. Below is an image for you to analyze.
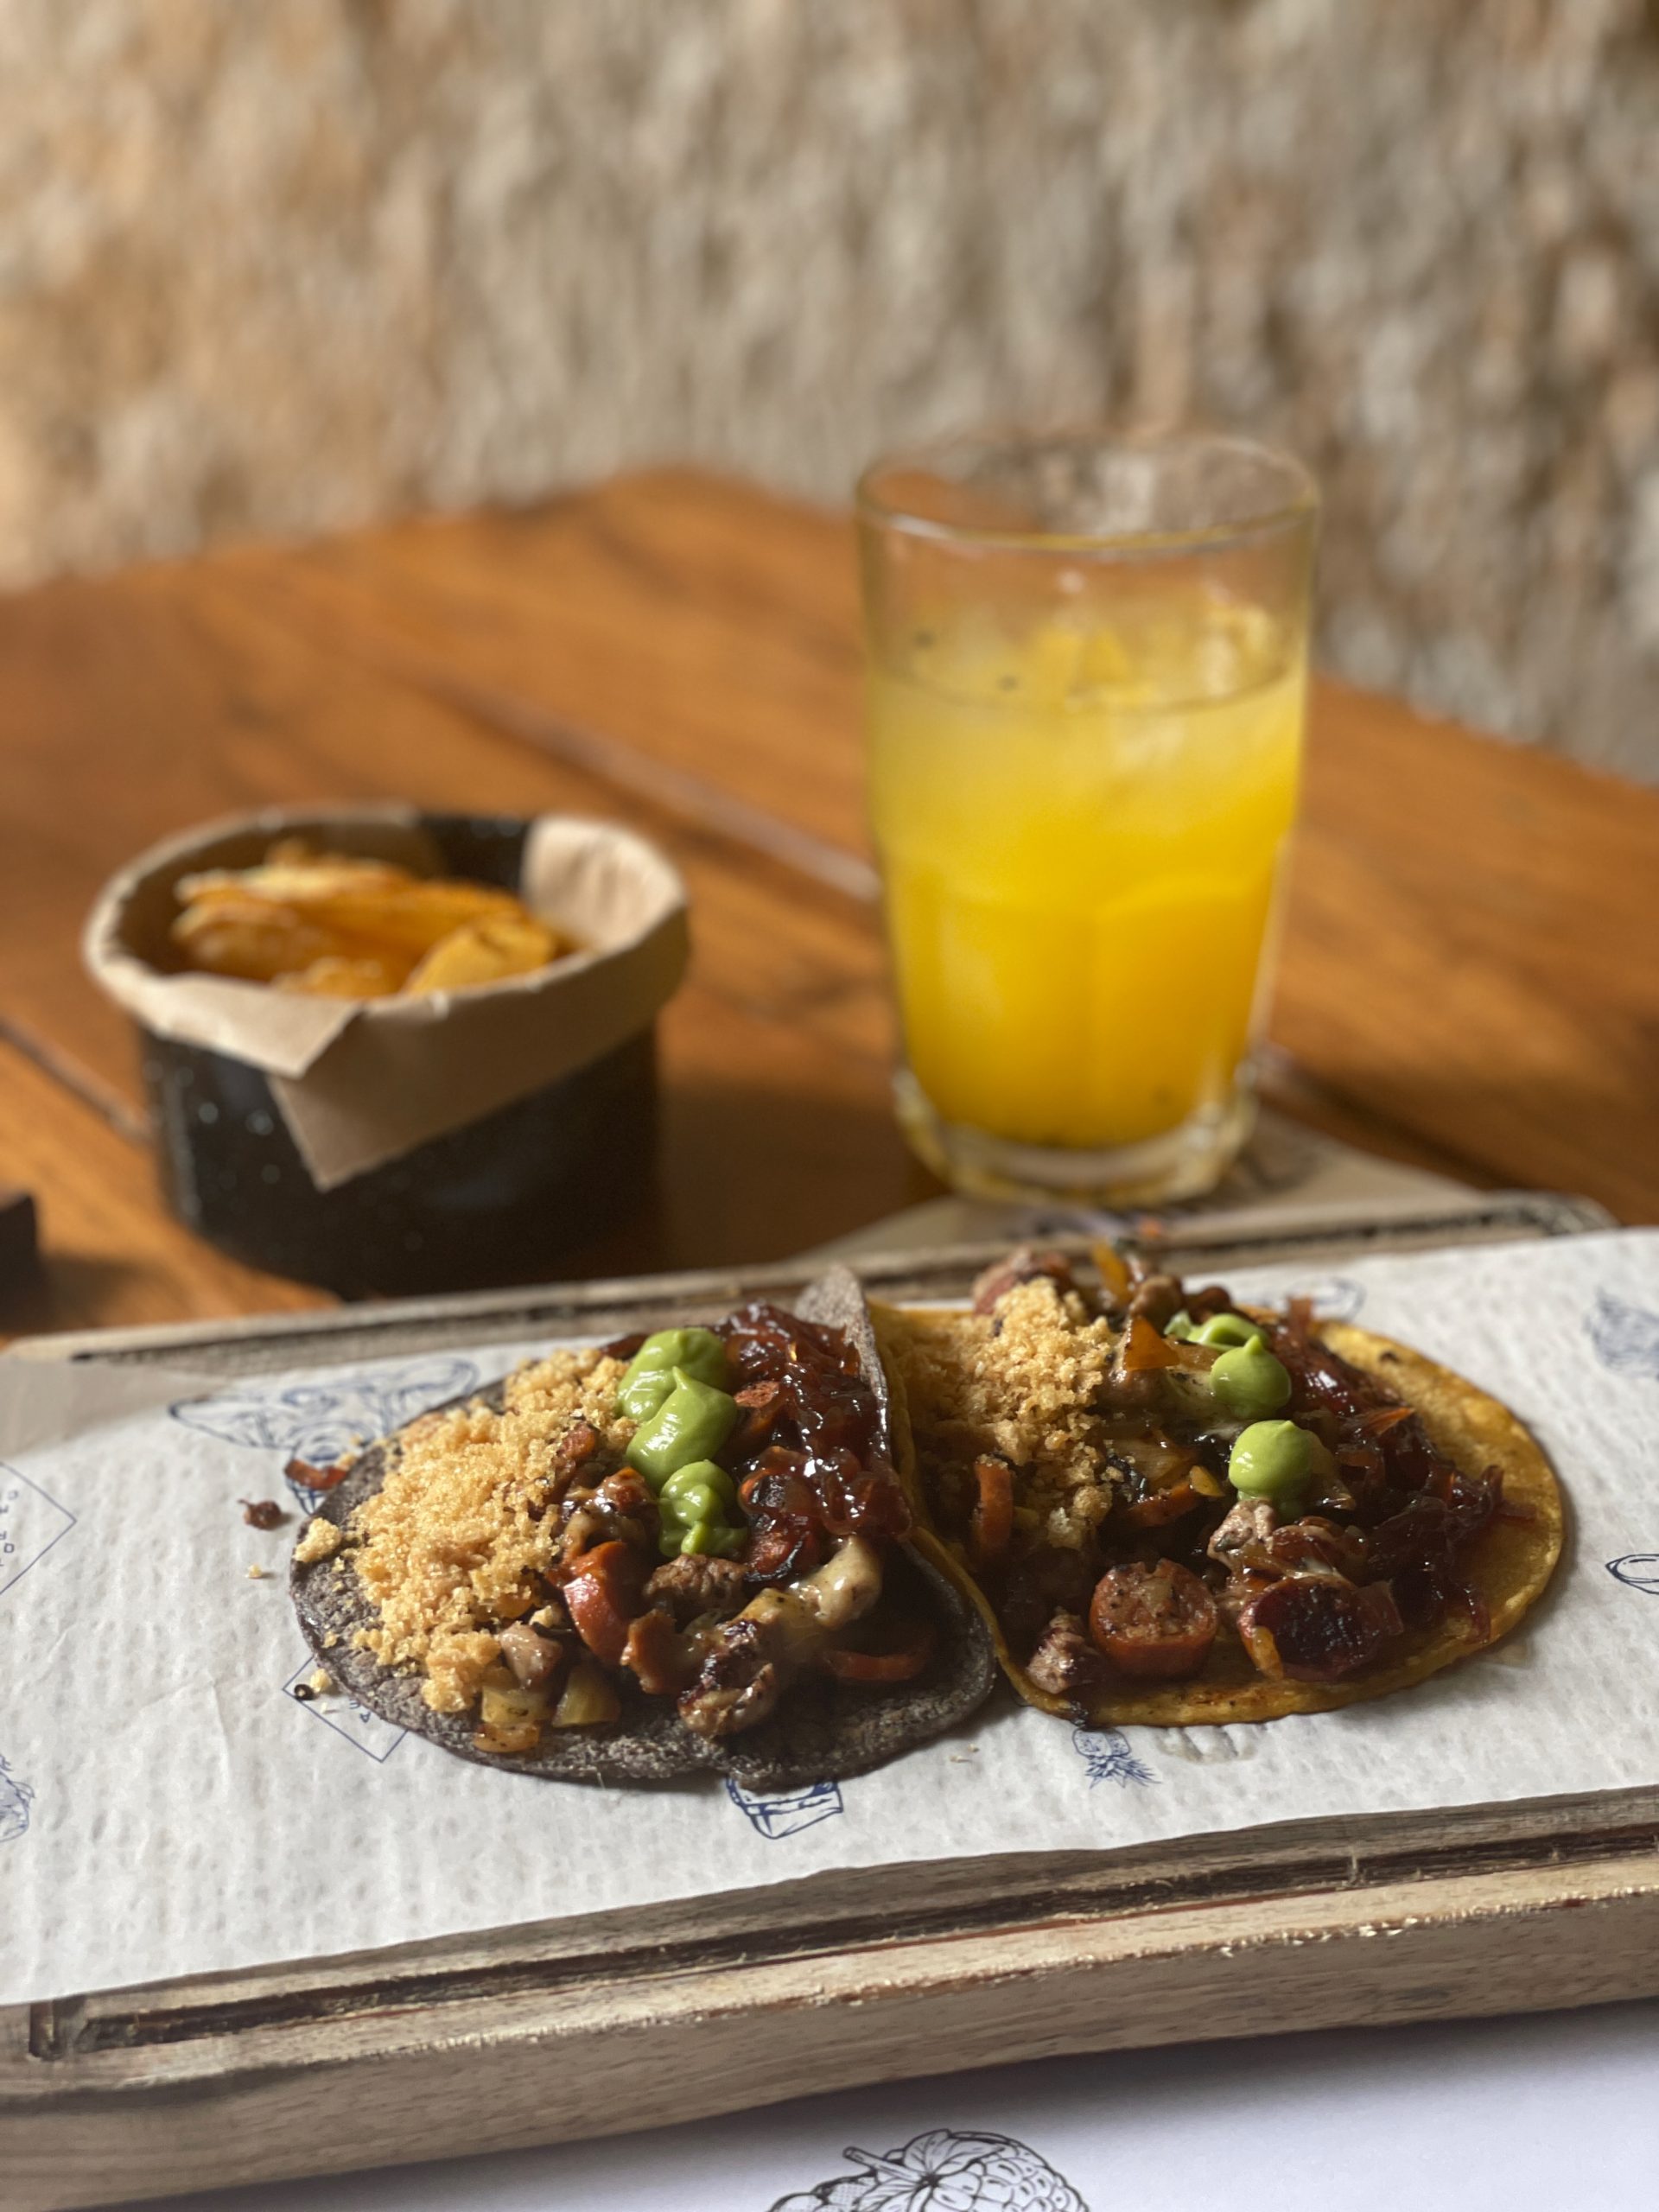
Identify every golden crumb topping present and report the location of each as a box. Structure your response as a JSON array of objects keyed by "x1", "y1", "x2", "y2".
[
  {"x1": 886, "y1": 1281, "x2": 1121, "y2": 1549},
  {"x1": 347, "y1": 1349, "x2": 632, "y2": 1712},
  {"x1": 295, "y1": 1516, "x2": 346, "y2": 1566}
]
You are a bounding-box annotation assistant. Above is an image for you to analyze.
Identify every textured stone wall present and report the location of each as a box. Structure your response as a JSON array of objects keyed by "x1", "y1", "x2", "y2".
[{"x1": 3, "y1": 0, "x2": 1658, "y2": 776}]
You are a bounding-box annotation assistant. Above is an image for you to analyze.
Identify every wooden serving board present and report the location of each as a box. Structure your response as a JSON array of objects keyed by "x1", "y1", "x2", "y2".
[{"x1": 5, "y1": 1196, "x2": 1653, "y2": 2212}]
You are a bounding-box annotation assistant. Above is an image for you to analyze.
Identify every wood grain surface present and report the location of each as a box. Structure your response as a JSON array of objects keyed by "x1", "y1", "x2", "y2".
[
  {"x1": 12, "y1": 1837, "x2": 1659, "y2": 2212},
  {"x1": 2, "y1": 467, "x2": 1656, "y2": 1335}
]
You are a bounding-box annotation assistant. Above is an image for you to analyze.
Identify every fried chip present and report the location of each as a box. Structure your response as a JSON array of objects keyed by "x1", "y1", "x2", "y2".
[
  {"x1": 274, "y1": 955, "x2": 413, "y2": 999},
  {"x1": 169, "y1": 841, "x2": 574, "y2": 998},
  {"x1": 405, "y1": 913, "x2": 565, "y2": 995},
  {"x1": 273, "y1": 881, "x2": 531, "y2": 956},
  {"x1": 170, "y1": 899, "x2": 355, "y2": 985}
]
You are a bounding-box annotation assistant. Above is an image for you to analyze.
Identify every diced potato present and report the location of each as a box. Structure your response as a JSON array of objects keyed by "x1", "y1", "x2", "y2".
[
  {"x1": 550, "y1": 1659, "x2": 621, "y2": 1728},
  {"x1": 471, "y1": 1677, "x2": 552, "y2": 1757},
  {"x1": 480, "y1": 1680, "x2": 551, "y2": 1731},
  {"x1": 471, "y1": 1718, "x2": 542, "y2": 1756}
]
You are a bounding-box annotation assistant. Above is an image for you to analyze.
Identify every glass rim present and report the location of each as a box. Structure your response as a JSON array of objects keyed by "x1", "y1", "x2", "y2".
[{"x1": 855, "y1": 425, "x2": 1319, "y2": 556}]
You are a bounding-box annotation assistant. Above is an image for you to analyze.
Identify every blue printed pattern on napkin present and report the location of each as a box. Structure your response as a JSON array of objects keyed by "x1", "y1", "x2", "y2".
[
  {"x1": 282, "y1": 1658, "x2": 406, "y2": 1762},
  {"x1": 0, "y1": 1756, "x2": 33, "y2": 1845},
  {"x1": 727, "y1": 1777, "x2": 844, "y2": 1840},
  {"x1": 1071, "y1": 1726, "x2": 1157, "y2": 1789},
  {"x1": 171, "y1": 1357, "x2": 482, "y2": 1507},
  {"x1": 1587, "y1": 1292, "x2": 1659, "y2": 1383},
  {"x1": 0, "y1": 1464, "x2": 76, "y2": 1603}
]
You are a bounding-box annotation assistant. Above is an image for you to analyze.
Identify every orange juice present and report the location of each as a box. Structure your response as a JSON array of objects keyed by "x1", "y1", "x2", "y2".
[{"x1": 868, "y1": 595, "x2": 1304, "y2": 1154}]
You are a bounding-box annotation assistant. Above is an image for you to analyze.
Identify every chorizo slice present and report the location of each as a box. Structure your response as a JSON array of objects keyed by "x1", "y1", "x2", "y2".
[{"x1": 1088, "y1": 1560, "x2": 1218, "y2": 1681}]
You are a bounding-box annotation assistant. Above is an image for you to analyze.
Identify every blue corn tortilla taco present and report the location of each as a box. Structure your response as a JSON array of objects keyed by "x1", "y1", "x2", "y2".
[{"x1": 290, "y1": 1268, "x2": 995, "y2": 1787}]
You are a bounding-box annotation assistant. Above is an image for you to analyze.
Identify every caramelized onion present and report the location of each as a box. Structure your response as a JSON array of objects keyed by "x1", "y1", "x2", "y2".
[
  {"x1": 1118, "y1": 1316, "x2": 1184, "y2": 1373},
  {"x1": 1118, "y1": 1483, "x2": 1206, "y2": 1530},
  {"x1": 1237, "y1": 1575, "x2": 1402, "y2": 1681},
  {"x1": 1357, "y1": 1405, "x2": 1416, "y2": 1439},
  {"x1": 550, "y1": 1659, "x2": 622, "y2": 1727},
  {"x1": 718, "y1": 1303, "x2": 910, "y2": 1581}
]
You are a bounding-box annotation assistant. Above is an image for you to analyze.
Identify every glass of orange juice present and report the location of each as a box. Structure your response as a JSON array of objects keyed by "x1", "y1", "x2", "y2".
[{"x1": 857, "y1": 429, "x2": 1318, "y2": 1205}]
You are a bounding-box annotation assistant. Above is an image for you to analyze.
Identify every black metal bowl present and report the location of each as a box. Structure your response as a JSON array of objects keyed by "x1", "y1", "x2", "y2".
[{"x1": 133, "y1": 814, "x2": 660, "y2": 1296}]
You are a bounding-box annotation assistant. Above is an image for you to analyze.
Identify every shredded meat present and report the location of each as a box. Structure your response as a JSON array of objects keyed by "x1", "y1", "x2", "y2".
[
  {"x1": 1266, "y1": 1516, "x2": 1370, "y2": 1580},
  {"x1": 562, "y1": 1468, "x2": 658, "y2": 1554},
  {"x1": 1000, "y1": 1544, "x2": 1096, "y2": 1660},
  {"x1": 679, "y1": 1536, "x2": 883, "y2": 1738},
  {"x1": 645, "y1": 1554, "x2": 748, "y2": 1626},
  {"x1": 971, "y1": 1248, "x2": 1078, "y2": 1315},
  {"x1": 1025, "y1": 1612, "x2": 1111, "y2": 1701},
  {"x1": 1208, "y1": 1497, "x2": 1279, "y2": 1569},
  {"x1": 677, "y1": 1618, "x2": 779, "y2": 1738},
  {"x1": 498, "y1": 1620, "x2": 563, "y2": 1690},
  {"x1": 1124, "y1": 1272, "x2": 1185, "y2": 1328}
]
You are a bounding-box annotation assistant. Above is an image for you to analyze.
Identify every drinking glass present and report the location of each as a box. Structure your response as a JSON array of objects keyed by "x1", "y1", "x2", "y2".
[{"x1": 857, "y1": 429, "x2": 1318, "y2": 1205}]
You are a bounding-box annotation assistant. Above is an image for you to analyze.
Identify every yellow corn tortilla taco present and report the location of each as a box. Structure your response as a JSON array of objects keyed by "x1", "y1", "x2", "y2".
[{"x1": 873, "y1": 1249, "x2": 1563, "y2": 1728}]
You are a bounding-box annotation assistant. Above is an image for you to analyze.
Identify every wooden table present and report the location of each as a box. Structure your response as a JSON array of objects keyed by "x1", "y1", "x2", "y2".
[{"x1": 3, "y1": 467, "x2": 1656, "y2": 1338}]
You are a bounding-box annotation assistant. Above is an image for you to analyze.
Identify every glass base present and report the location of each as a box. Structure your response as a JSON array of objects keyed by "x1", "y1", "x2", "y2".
[{"x1": 893, "y1": 1067, "x2": 1257, "y2": 1209}]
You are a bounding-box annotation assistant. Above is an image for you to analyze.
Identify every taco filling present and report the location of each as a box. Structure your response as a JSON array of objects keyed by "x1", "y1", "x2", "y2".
[
  {"x1": 877, "y1": 1249, "x2": 1562, "y2": 1726},
  {"x1": 302, "y1": 1294, "x2": 950, "y2": 1765}
]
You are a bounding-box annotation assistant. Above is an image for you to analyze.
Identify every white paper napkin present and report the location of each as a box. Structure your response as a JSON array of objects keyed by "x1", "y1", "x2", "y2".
[{"x1": 4, "y1": 1230, "x2": 1657, "y2": 2007}]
